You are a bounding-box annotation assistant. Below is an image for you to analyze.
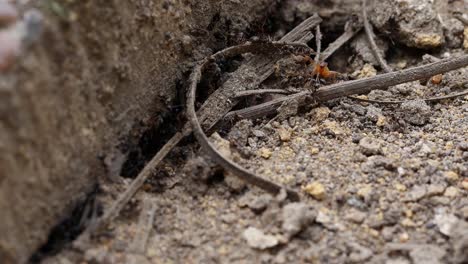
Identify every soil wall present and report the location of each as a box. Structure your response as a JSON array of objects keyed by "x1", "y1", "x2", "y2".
[{"x1": 0, "y1": 0, "x2": 275, "y2": 262}]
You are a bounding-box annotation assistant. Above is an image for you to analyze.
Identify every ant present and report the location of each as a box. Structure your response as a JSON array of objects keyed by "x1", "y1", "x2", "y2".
[
  {"x1": 274, "y1": 53, "x2": 340, "y2": 90},
  {"x1": 292, "y1": 54, "x2": 339, "y2": 81}
]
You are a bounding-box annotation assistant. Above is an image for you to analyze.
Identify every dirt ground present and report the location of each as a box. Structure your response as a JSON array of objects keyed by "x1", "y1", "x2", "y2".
[{"x1": 2, "y1": 0, "x2": 468, "y2": 263}]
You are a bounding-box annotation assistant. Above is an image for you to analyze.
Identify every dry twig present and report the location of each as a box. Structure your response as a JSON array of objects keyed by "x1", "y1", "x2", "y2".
[
  {"x1": 88, "y1": 20, "x2": 319, "y2": 231},
  {"x1": 349, "y1": 82, "x2": 468, "y2": 104},
  {"x1": 362, "y1": 0, "x2": 392, "y2": 73},
  {"x1": 321, "y1": 19, "x2": 363, "y2": 61},
  {"x1": 234, "y1": 89, "x2": 293, "y2": 98},
  {"x1": 187, "y1": 42, "x2": 312, "y2": 201},
  {"x1": 314, "y1": 25, "x2": 322, "y2": 64},
  {"x1": 129, "y1": 196, "x2": 157, "y2": 254},
  {"x1": 225, "y1": 55, "x2": 468, "y2": 120}
]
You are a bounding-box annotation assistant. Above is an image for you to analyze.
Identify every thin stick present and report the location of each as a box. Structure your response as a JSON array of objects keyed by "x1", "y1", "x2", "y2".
[
  {"x1": 314, "y1": 25, "x2": 322, "y2": 64},
  {"x1": 88, "y1": 130, "x2": 187, "y2": 232},
  {"x1": 234, "y1": 89, "x2": 292, "y2": 98},
  {"x1": 321, "y1": 20, "x2": 362, "y2": 61},
  {"x1": 129, "y1": 196, "x2": 157, "y2": 254},
  {"x1": 349, "y1": 90, "x2": 468, "y2": 104},
  {"x1": 225, "y1": 55, "x2": 468, "y2": 120},
  {"x1": 362, "y1": 0, "x2": 392, "y2": 73},
  {"x1": 187, "y1": 53, "x2": 301, "y2": 201},
  {"x1": 349, "y1": 81, "x2": 468, "y2": 104},
  {"x1": 85, "y1": 16, "x2": 321, "y2": 233}
]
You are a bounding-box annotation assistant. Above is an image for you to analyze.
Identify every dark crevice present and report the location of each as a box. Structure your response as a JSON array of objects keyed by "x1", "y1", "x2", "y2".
[{"x1": 29, "y1": 185, "x2": 101, "y2": 263}]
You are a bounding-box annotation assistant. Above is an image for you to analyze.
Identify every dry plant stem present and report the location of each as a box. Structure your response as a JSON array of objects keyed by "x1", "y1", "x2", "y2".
[
  {"x1": 314, "y1": 25, "x2": 322, "y2": 63},
  {"x1": 321, "y1": 20, "x2": 363, "y2": 61},
  {"x1": 188, "y1": 63, "x2": 300, "y2": 201},
  {"x1": 199, "y1": 14, "x2": 321, "y2": 132},
  {"x1": 226, "y1": 55, "x2": 468, "y2": 120},
  {"x1": 362, "y1": 0, "x2": 392, "y2": 73},
  {"x1": 89, "y1": 130, "x2": 187, "y2": 232},
  {"x1": 87, "y1": 16, "x2": 320, "y2": 232},
  {"x1": 129, "y1": 196, "x2": 157, "y2": 254},
  {"x1": 234, "y1": 89, "x2": 292, "y2": 98},
  {"x1": 349, "y1": 82, "x2": 468, "y2": 104}
]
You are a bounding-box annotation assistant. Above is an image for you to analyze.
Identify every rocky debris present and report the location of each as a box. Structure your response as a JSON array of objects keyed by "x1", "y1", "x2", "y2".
[
  {"x1": 281, "y1": 202, "x2": 316, "y2": 238},
  {"x1": 444, "y1": 186, "x2": 459, "y2": 198},
  {"x1": 400, "y1": 100, "x2": 431, "y2": 126},
  {"x1": 302, "y1": 181, "x2": 326, "y2": 200},
  {"x1": 344, "y1": 209, "x2": 366, "y2": 224},
  {"x1": 352, "y1": 63, "x2": 377, "y2": 79},
  {"x1": 277, "y1": 126, "x2": 292, "y2": 142},
  {"x1": 348, "y1": 242, "x2": 373, "y2": 263},
  {"x1": 243, "y1": 227, "x2": 279, "y2": 250},
  {"x1": 451, "y1": 220, "x2": 468, "y2": 264},
  {"x1": 307, "y1": 106, "x2": 331, "y2": 123},
  {"x1": 403, "y1": 184, "x2": 446, "y2": 202},
  {"x1": 371, "y1": 0, "x2": 444, "y2": 49},
  {"x1": 359, "y1": 137, "x2": 382, "y2": 156},
  {"x1": 365, "y1": 105, "x2": 383, "y2": 123},
  {"x1": 350, "y1": 33, "x2": 388, "y2": 67},
  {"x1": 444, "y1": 18, "x2": 465, "y2": 48},
  {"x1": 433, "y1": 210, "x2": 460, "y2": 237},
  {"x1": 316, "y1": 209, "x2": 344, "y2": 231},
  {"x1": 224, "y1": 171, "x2": 247, "y2": 192},
  {"x1": 211, "y1": 132, "x2": 232, "y2": 158},
  {"x1": 258, "y1": 147, "x2": 272, "y2": 159},
  {"x1": 321, "y1": 120, "x2": 346, "y2": 136},
  {"x1": 461, "y1": 179, "x2": 468, "y2": 190},
  {"x1": 386, "y1": 243, "x2": 446, "y2": 264},
  {"x1": 246, "y1": 194, "x2": 273, "y2": 214}
]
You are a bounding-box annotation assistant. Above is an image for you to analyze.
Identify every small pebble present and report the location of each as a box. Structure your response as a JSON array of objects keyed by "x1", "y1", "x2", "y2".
[
  {"x1": 444, "y1": 186, "x2": 458, "y2": 198},
  {"x1": 444, "y1": 171, "x2": 459, "y2": 182},
  {"x1": 278, "y1": 127, "x2": 291, "y2": 142},
  {"x1": 281, "y1": 202, "x2": 316, "y2": 238},
  {"x1": 258, "y1": 147, "x2": 272, "y2": 159},
  {"x1": 302, "y1": 181, "x2": 326, "y2": 200},
  {"x1": 307, "y1": 106, "x2": 331, "y2": 122},
  {"x1": 243, "y1": 227, "x2": 279, "y2": 250},
  {"x1": 461, "y1": 179, "x2": 468, "y2": 190},
  {"x1": 345, "y1": 209, "x2": 366, "y2": 224},
  {"x1": 434, "y1": 212, "x2": 459, "y2": 237},
  {"x1": 359, "y1": 137, "x2": 382, "y2": 156},
  {"x1": 247, "y1": 194, "x2": 272, "y2": 213}
]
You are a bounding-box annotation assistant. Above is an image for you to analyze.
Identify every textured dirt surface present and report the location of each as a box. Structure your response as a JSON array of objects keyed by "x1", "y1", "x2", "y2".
[
  {"x1": 41, "y1": 0, "x2": 468, "y2": 263},
  {"x1": 0, "y1": 0, "x2": 277, "y2": 262},
  {"x1": 2, "y1": 0, "x2": 468, "y2": 263}
]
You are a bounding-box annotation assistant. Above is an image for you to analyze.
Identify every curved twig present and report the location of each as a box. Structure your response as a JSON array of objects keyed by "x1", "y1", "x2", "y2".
[
  {"x1": 362, "y1": 0, "x2": 392, "y2": 73},
  {"x1": 187, "y1": 43, "x2": 302, "y2": 201}
]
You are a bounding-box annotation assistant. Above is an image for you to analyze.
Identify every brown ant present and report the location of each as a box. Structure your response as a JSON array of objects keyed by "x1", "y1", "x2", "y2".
[{"x1": 292, "y1": 54, "x2": 339, "y2": 81}]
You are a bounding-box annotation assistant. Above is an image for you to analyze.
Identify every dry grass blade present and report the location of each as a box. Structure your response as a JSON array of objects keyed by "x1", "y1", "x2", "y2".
[
  {"x1": 362, "y1": 0, "x2": 392, "y2": 73},
  {"x1": 349, "y1": 82, "x2": 468, "y2": 104},
  {"x1": 321, "y1": 19, "x2": 363, "y2": 61},
  {"x1": 314, "y1": 25, "x2": 322, "y2": 64},
  {"x1": 234, "y1": 89, "x2": 293, "y2": 98}
]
